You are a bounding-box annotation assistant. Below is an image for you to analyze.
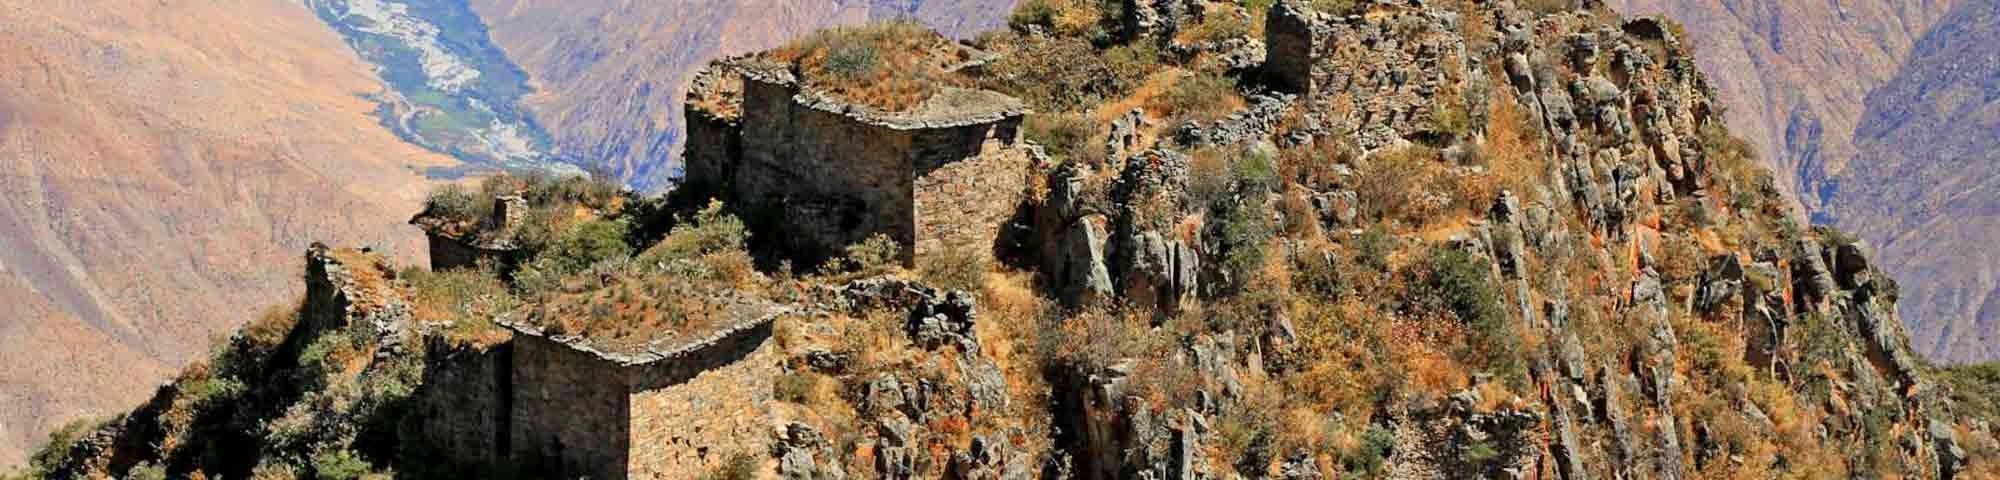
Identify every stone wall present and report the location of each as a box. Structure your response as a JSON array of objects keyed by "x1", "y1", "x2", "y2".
[
  {"x1": 302, "y1": 243, "x2": 409, "y2": 341},
  {"x1": 683, "y1": 59, "x2": 1027, "y2": 265},
  {"x1": 1265, "y1": 1, "x2": 1327, "y2": 96},
  {"x1": 913, "y1": 143, "x2": 1031, "y2": 260},
  {"x1": 423, "y1": 233, "x2": 515, "y2": 272},
  {"x1": 626, "y1": 319, "x2": 779, "y2": 478},
  {"x1": 509, "y1": 333, "x2": 633, "y2": 479},
  {"x1": 733, "y1": 71, "x2": 920, "y2": 263},
  {"x1": 409, "y1": 338, "x2": 512, "y2": 470},
  {"x1": 681, "y1": 61, "x2": 746, "y2": 198}
]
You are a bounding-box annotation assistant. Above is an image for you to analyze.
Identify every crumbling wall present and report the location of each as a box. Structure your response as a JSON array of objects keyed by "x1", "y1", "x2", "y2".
[
  {"x1": 302, "y1": 243, "x2": 409, "y2": 340},
  {"x1": 408, "y1": 338, "x2": 512, "y2": 470},
  {"x1": 423, "y1": 234, "x2": 515, "y2": 272},
  {"x1": 681, "y1": 62, "x2": 746, "y2": 198},
  {"x1": 509, "y1": 334, "x2": 633, "y2": 480},
  {"x1": 1265, "y1": 1, "x2": 1329, "y2": 96},
  {"x1": 626, "y1": 319, "x2": 780, "y2": 478}
]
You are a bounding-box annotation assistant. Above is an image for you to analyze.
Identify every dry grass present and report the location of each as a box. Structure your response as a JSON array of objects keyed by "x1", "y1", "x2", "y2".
[
  {"x1": 766, "y1": 20, "x2": 973, "y2": 112},
  {"x1": 1144, "y1": 71, "x2": 1247, "y2": 128}
]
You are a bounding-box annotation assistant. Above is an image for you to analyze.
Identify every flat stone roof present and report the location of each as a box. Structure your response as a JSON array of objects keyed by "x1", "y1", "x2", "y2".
[
  {"x1": 736, "y1": 59, "x2": 1027, "y2": 130},
  {"x1": 499, "y1": 296, "x2": 791, "y2": 367}
]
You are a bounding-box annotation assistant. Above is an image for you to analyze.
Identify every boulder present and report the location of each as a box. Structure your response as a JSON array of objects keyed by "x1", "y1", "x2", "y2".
[{"x1": 1061, "y1": 216, "x2": 1116, "y2": 307}]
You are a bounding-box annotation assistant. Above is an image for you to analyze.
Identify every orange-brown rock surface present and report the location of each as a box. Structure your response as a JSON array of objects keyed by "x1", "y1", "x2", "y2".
[{"x1": 0, "y1": 0, "x2": 450, "y2": 464}]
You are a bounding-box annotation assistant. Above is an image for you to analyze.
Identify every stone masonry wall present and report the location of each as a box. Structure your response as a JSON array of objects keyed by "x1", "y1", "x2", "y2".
[
  {"x1": 1265, "y1": 1, "x2": 1327, "y2": 96},
  {"x1": 681, "y1": 109, "x2": 743, "y2": 199},
  {"x1": 626, "y1": 320, "x2": 779, "y2": 479},
  {"x1": 912, "y1": 135, "x2": 1030, "y2": 260},
  {"x1": 734, "y1": 74, "x2": 920, "y2": 263},
  {"x1": 409, "y1": 338, "x2": 511, "y2": 470},
  {"x1": 510, "y1": 333, "x2": 633, "y2": 480},
  {"x1": 423, "y1": 233, "x2": 514, "y2": 272},
  {"x1": 687, "y1": 60, "x2": 1027, "y2": 266}
]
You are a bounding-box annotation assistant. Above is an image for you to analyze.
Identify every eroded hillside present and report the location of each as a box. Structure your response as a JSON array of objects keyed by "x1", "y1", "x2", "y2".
[
  {"x1": 15, "y1": 0, "x2": 1998, "y2": 478},
  {"x1": 1832, "y1": 0, "x2": 2000, "y2": 362},
  {"x1": 0, "y1": 0, "x2": 450, "y2": 466}
]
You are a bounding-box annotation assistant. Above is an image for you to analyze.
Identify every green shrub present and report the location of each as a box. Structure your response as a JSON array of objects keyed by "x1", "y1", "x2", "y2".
[
  {"x1": 824, "y1": 44, "x2": 881, "y2": 79},
  {"x1": 1341, "y1": 425, "x2": 1395, "y2": 475},
  {"x1": 310, "y1": 449, "x2": 374, "y2": 480},
  {"x1": 981, "y1": 36, "x2": 1157, "y2": 112},
  {"x1": 127, "y1": 463, "x2": 169, "y2": 480},
  {"x1": 1009, "y1": 0, "x2": 1062, "y2": 32},
  {"x1": 1209, "y1": 196, "x2": 1273, "y2": 296},
  {"x1": 1356, "y1": 225, "x2": 1393, "y2": 273},
  {"x1": 1462, "y1": 438, "x2": 1501, "y2": 463},
  {"x1": 829, "y1": 234, "x2": 904, "y2": 276},
  {"x1": 422, "y1": 184, "x2": 487, "y2": 225},
  {"x1": 1414, "y1": 247, "x2": 1520, "y2": 380},
  {"x1": 515, "y1": 218, "x2": 634, "y2": 295},
  {"x1": 1233, "y1": 149, "x2": 1279, "y2": 196},
  {"x1": 636, "y1": 200, "x2": 749, "y2": 267},
  {"x1": 1292, "y1": 247, "x2": 1345, "y2": 301}
]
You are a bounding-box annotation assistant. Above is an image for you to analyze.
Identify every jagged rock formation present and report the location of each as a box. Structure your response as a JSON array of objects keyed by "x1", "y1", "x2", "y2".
[{"x1": 1605, "y1": 0, "x2": 2000, "y2": 364}]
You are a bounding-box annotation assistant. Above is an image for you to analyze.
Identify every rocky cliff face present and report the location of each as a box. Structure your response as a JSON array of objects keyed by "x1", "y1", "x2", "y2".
[
  {"x1": 1604, "y1": 0, "x2": 2000, "y2": 364},
  {"x1": 0, "y1": 0, "x2": 447, "y2": 466}
]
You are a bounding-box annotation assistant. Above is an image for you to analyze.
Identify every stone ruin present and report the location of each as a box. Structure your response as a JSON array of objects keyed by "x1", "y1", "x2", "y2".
[
  {"x1": 408, "y1": 293, "x2": 789, "y2": 479},
  {"x1": 296, "y1": 241, "x2": 792, "y2": 479},
  {"x1": 409, "y1": 194, "x2": 529, "y2": 272},
  {"x1": 681, "y1": 45, "x2": 1034, "y2": 265},
  {"x1": 1264, "y1": 0, "x2": 1472, "y2": 148}
]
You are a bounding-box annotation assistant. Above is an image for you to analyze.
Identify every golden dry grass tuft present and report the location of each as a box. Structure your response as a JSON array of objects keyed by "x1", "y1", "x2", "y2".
[{"x1": 766, "y1": 20, "x2": 973, "y2": 112}]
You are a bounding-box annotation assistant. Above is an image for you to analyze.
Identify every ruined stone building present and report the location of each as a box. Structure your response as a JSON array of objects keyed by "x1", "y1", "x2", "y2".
[
  {"x1": 409, "y1": 194, "x2": 529, "y2": 272},
  {"x1": 291, "y1": 248, "x2": 787, "y2": 480},
  {"x1": 681, "y1": 49, "x2": 1034, "y2": 265},
  {"x1": 408, "y1": 306, "x2": 786, "y2": 479}
]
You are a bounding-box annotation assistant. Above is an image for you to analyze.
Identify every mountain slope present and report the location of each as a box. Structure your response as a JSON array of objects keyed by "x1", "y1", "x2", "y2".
[
  {"x1": 1604, "y1": 0, "x2": 2000, "y2": 363},
  {"x1": 1832, "y1": 0, "x2": 2000, "y2": 362},
  {"x1": 1605, "y1": 0, "x2": 1956, "y2": 209},
  {"x1": 0, "y1": 0, "x2": 449, "y2": 465},
  {"x1": 465, "y1": 0, "x2": 1017, "y2": 190}
]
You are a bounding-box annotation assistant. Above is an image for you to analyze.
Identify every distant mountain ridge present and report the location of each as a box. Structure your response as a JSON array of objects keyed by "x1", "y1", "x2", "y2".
[
  {"x1": 0, "y1": 0, "x2": 451, "y2": 466},
  {"x1": 1833, "y1": 0, "x2": 2000, "y2": 362}
]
